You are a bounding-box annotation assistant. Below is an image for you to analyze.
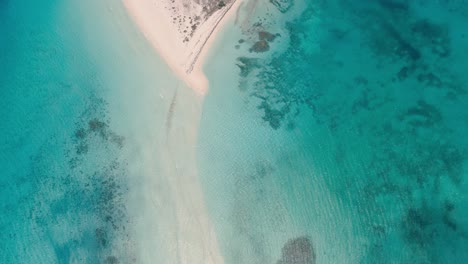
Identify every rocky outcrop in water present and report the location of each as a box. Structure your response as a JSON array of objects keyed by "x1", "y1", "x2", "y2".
[
  {"x1": 269, "y1": 0, "x2": 294, "y2": 13},
  {"x1": 277, "y1": 237, "x2": 314, "y2": 264}
]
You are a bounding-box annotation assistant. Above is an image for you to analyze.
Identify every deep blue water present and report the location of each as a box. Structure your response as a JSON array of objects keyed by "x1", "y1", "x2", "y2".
[{"x1": 200, "y1": 0, "x2": 468, "y2": 263}]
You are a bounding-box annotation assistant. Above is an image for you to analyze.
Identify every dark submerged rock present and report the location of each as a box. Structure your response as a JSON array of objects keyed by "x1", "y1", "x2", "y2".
[
  {"x1": 105, "y1": 256, "x2": 119, "y2": 264},
  {"x1": 89, "y1": 118, "x2": 108, "y2": 131},
  {"x1": 269, "y1": 0, "x2": 294, "y2": 13},
  {"x1": 74, "y1": 128, "x2": 87, "y2": 140},
  {"x1": 381, "y1": 22, "x2": 421, "y2": 61},
  {"x1": 378, "y1": 0, "x2": 409, "y2": 11},
  {"x1": 259, "y1": 31, "x2": 277, "y2": 42},
  {"x1": 277, "y1": 237, "x2": 315, "y2": 264},
  {"x1": 251, "y1": 40, "x2": 270, "y2": 53},
  {"x1": 411, "y1": 19, "x2": 450, "y2": 58},
  {"x1": 236, "y1": 57, "x2": 261, "y2": 77}
]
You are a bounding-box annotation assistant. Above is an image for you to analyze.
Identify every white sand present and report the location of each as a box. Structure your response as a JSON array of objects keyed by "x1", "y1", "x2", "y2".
[
  {"x1": 123, "y1": 0, "x2": 243, "y2": 95},
  {"x1": 122, "y1": 0, "x2": 244, "y2": 263},
  {"x1": 160, "y1": 87, "x2": 223, "y2": 264}
]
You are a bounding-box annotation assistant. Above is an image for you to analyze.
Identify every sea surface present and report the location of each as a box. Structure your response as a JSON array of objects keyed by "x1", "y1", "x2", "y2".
[
  {"x1": 199, "y1": 0, "x2": 468, "y2": 263},
  {"x1": 1, "y1": 0, "x2": 184, "y2": 263},
  {"x1": 2, "y1": 0, "x2": 468, "y2": 263}
]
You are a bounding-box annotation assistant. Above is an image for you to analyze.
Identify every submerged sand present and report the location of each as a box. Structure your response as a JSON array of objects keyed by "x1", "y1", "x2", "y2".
[{"x1": 122, "y1": 0, "x2": 244, "y2": 263}]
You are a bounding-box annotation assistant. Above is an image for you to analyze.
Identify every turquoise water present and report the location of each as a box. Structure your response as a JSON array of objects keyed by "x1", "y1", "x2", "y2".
[
  {"x1": 3, "y1": 0, "x2": 468, "y2": 263},
  {"x1": 200, "y1": 0, "x2": 468, "y2": 263},
  {"x1": 0, "y1": 1, "x2": 131, "y2": 262},
  {"x1": 1, "y1": 0, "x2": 181, "y2": 263}
]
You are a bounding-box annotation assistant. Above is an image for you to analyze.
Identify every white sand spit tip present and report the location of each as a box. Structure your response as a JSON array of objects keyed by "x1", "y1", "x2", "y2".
[{"x1": 123, "y1": 0, "x2": 244, "y2": 95}]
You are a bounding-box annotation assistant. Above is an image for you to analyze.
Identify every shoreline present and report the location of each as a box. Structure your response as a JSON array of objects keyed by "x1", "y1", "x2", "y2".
[
  {"x1": 123, "y1": 0, "x2": 243, "y2": 95},
  {"x1": 186, "y1": 0, "x2": 242, "y2": 75},
  {"x1": 121, "y1": 0, "x2": 245, "y2": 263}
]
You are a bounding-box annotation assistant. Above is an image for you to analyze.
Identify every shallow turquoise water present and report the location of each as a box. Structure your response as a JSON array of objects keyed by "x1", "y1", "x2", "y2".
[
  {"x1": 3, "y1": 0, "x2": 468, "y2": 263},
  {"x1": 0, "y1": 0, "x2": 180, "y2": 262},
  {"x1": 200, "y1": 0, "x2": 468, "y2": 263},
  {"x1": 0, "y1": 1, "x2": 131, "y2": 262}
]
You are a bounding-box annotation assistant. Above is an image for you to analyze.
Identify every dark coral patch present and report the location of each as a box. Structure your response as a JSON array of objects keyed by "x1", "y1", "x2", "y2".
[
  {"x1": 277, "y1": 237, "x2": 315, "y2": 264},
  {"x1": 259, "y1": 31, "x2": 277, "y2": 42},
  {"x1": 251, "y1": 40, "x2": 270, "y2": 53}
]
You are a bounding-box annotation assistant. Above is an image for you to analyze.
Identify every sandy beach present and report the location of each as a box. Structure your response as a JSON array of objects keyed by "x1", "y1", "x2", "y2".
[
  {"x1": 123, "y1": 0, "x2": 243, "y2": 94},
  {"x1": 122, "y1": 0, "x2": 244, "y2": 263}
]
